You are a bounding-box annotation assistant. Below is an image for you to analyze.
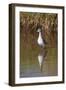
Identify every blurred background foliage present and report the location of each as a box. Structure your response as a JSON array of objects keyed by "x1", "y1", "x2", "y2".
[{"x1": 20, "y1": 12, "x2": 58, "y2": 49}]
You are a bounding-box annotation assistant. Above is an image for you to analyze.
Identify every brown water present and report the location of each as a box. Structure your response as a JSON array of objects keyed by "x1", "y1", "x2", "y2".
[{"x1": 20, "y1": 46, "x2": 57, "y2": 78}]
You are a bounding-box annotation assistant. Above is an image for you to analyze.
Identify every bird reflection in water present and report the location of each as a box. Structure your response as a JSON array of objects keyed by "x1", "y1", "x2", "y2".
[{"x1": 38, "y1": 49, "x2": 48, "y2": 72}]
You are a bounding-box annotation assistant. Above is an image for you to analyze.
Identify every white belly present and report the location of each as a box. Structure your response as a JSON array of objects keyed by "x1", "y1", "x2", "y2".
[{"x1": 37, "y1": 36, "x2": 44, "y2": 47}]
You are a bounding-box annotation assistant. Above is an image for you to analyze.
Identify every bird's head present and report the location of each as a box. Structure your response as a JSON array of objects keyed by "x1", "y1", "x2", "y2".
[{"x1": 37, "y1": 28, "x2": 41, "y2": 32}]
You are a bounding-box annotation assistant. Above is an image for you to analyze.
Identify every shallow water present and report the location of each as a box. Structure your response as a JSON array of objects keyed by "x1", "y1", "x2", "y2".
[{"x1": 20, "y1": 46, "x2": 57, "y2": 78}]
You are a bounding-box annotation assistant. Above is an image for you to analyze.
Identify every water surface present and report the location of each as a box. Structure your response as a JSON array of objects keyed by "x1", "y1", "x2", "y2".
[{"x1": 20, "y1": 46, "x2": 57, "y2": 78}]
